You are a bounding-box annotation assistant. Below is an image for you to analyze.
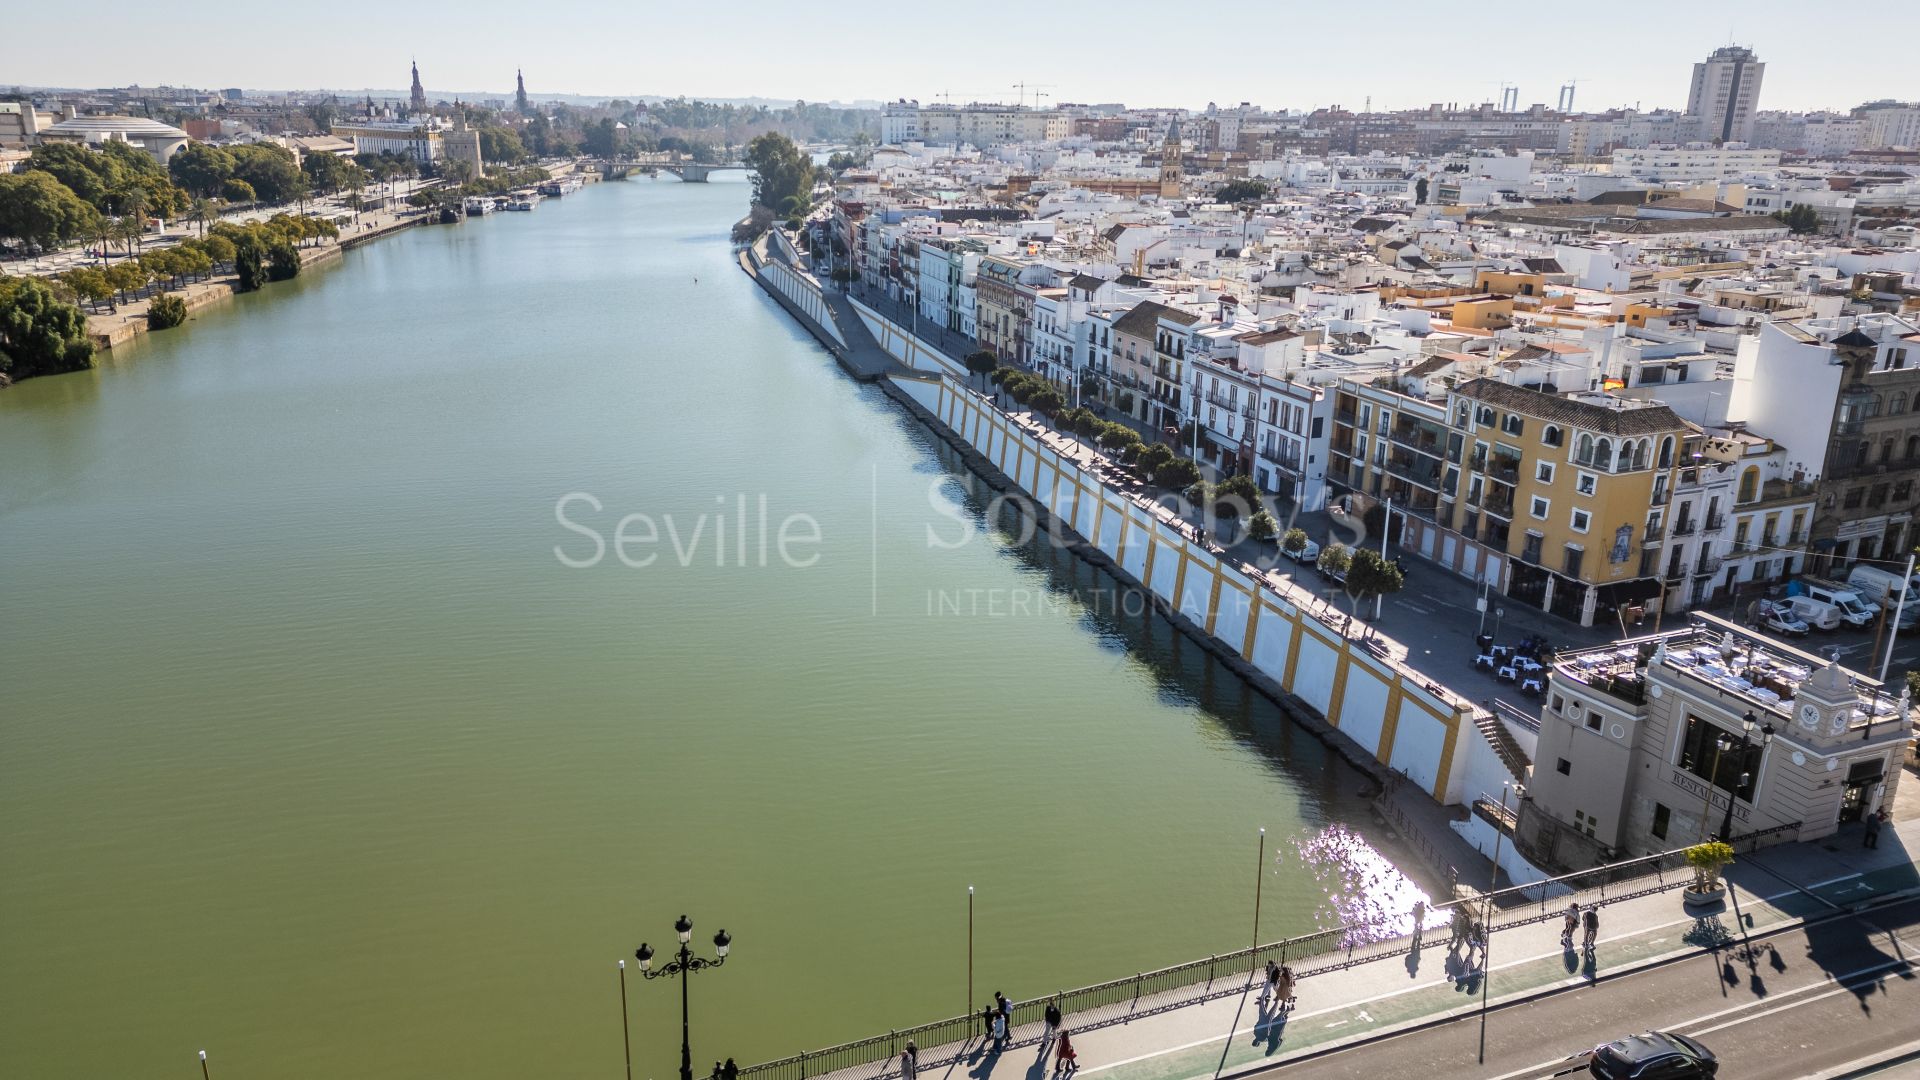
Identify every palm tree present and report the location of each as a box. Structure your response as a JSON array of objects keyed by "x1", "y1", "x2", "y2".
[
  {"x1": 189, "y1": 198, "x2": 217, "y2": 238},
  {"x1": 90, "y1": 217, "x2": 116, "y2": 268}
]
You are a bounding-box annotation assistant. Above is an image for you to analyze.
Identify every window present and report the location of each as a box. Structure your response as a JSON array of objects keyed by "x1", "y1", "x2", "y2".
[
  {"x1": 1564, "y1": 545, "x2": 1584, "y2": 577},
  {"x1": 1652, "y1": 802, "x2": 1671, "y2": 840},
  {"x1": 1543, "y1": 425, "x2": 1564, "y2": 448},
  {"x1": 1577, "y1": 433, "x2": 1595, "y2": 466},
  {"x1": 1550, "y1": 694, "x2": 1564, "y2": 712},
  {"x1": 1585, "y1": 711, "x2": 1602, "y2": 732},
  {"x1": 1531, "y1": 496, "x2": 1551, "y2": 519},
  {"x1": 1537, "y1": 461, "x2": 1556, "y2": 484},
  {"x1": 1677, "y1": 714, "x2": 1761, "y2": 800},
  {"x1": 1556, "y1": 758, "x2": 1572, "y2": 775},
  {"x1": 1576, "y1": 472, "x2": 1597, "y2": 496},
  {"x1": 1502, "y1": 413, "x2": 1524, "y2": 437},
  {"x1": 1571, "y1": 509, "x2": 1591, "y2": 533},
  {"x1": 1844, "y1": 488, "x2": 1864, "y2": 510}
]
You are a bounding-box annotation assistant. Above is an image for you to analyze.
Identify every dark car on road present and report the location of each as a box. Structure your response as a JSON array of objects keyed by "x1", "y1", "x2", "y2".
[{"x1": 1589, "y1": 1031, "x2": 1717, "y2": 1078}]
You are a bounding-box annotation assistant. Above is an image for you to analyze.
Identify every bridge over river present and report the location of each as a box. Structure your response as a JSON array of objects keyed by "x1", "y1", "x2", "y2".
[{"x1": 585, "y1": 152, "x2": 749, "y2": 182}]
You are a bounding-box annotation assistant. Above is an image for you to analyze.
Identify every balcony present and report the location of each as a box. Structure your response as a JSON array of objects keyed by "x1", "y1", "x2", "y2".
[
  {"x1": 1643, "y1": 524, "x2": 1666, "y2": 544},
  {"x1": 1673, "y1": 519, "x2": 1698, "y2": 536},
  {"x1": 1705, "y1": 513, "x2": 1726, "y2": 531},
  {"x1": 1334, "y1": 409, "x2": 1358, "y2": 427},
  {"x1": 1696, "y1": 556, "x2": 1724, "y2": 576}
]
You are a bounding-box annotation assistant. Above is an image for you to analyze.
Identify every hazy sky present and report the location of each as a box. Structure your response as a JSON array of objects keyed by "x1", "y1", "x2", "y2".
[{"x1": 5, "y1": 0, "x2": 1912, "y2": 114}]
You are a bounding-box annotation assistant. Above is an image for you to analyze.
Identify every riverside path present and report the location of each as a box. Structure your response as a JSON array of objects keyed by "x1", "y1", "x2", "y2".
[{"x1": 752, "y1": 808, "x2": 1920, "y2": 1080}]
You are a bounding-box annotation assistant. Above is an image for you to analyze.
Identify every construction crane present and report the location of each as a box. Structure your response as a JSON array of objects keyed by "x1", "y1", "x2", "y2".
[{"x1": 1011, "y1": 81, "x2": 1056, "y2": 108}]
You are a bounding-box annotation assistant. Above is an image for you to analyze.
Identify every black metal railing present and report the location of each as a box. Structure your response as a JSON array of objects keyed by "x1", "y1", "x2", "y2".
[{"x1": 734, "y1": 823, "x2": 1799, "y2": 1080}]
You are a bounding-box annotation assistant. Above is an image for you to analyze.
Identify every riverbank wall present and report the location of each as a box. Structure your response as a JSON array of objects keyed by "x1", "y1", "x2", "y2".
[
  {"x1": 742, "y1": 232, "x2": 846, "y2": 351},
  {"x1": 849, "y1": 303, "x2": 1518, "y2": 815}
]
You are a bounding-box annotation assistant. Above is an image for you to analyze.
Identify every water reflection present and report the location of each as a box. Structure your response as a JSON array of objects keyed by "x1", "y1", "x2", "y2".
[{"x1": 1291, "y1": 823, "x2": 1437, "y2": 946}]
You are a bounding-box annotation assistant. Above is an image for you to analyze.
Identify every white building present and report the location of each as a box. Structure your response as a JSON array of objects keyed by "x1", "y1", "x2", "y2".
[
  {"x1": 1610, "y1": 144, "x2": 1781, "y2": 183},
  {"x1": 1857, "y1": 102, "x2": 1920, "y2": 150},
  {"x1": 36, "y1": 115, "x2": 188, "y2": 164}
]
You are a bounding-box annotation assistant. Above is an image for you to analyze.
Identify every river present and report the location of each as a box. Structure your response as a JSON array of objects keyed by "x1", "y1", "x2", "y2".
[{"x1": 0, "y1": 177, "x2": 1414, "y2": 1079}]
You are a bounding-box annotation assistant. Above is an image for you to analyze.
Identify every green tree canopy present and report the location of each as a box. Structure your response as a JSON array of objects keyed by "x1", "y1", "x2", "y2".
[
  {"x1": 0, "y1": 274, "x2": 96, "y2": 379},
  {"x1": 169, "y1": 143, "x2": 236, "y2": 198},
  {"x1": 1345, "y1": 547, "x2": 1404, "y2": 607},
  {"x1": 1214, "y1": 179, "x2": 1270, "y2": 203},
  {"x1": 221, "y1": 178, "x2": 257, "y2": 203},
  {"x1": 478, "y1": 126, "x2": 528, "y2": 166},
  {"x1": 227, "y1": 144, "x2": 305, "y2": 204},
  {"x1": 0, "y1": 171, "x2": 99, "y2": 250},
  {"x1": 1772, "y1": 203, "x2": 1820, "y2": 235},
  {"x1": 301, "y1": 152, "x2": 368, "y2": 195},
  {"x1": 744, "y1": 132, "x2": 815, "y2": 215}
]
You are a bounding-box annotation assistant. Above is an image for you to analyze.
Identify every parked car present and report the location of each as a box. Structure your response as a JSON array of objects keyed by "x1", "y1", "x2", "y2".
[
  {"x1": 1285, "y1": 537, "x2": 1321, "y2": 565},
  {"x1": 1778, "y1": 594, "x2": 1842, "y2": 632},
  {"x1": 1753, "y1": 600, "x2": 1809, "y2": 637},
  {"x1": 1588, "y1": 1031, "x2": 1718, "y2": 1079}
]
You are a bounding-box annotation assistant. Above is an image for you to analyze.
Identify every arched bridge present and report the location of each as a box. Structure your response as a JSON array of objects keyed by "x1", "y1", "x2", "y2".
[{"x1": 659, "y1": 162, "x2": 748, "y2": 183}]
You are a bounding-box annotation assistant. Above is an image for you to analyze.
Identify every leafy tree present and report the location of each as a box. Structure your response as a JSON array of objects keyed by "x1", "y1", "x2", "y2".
[
  {"x1": 198, "y1": 233, "x2": 236, "y2": 268},
  {"x1": 147, "y1": 293, "x2": 188, "y2": 329},
  {"x1": 169, "y1": 143, "x2": 237, "y2": 198},
  {"x1": 582, "y1": 118, "x2": 623, "y2": 159},
  {"x1": 729, "y1": 204, "x2": 775, "y2": 244},
  {"x1": 963, "y1": 349, "x2": 998, "y2": 393},
  {"x1": 0, "y1": 171, "x2": 98, "y2": 250},
  {"x1": 57, "y1": 267, "x2": 114, "y2": 312},
  {"x1": 227, "y1": 144, "x2": 304, "y2": 204},
  {"x1": 1414, "y1": 177, "x2": 1429, "y2": 204},
  {"x1": 222, "y1": 178, "x2": 257, "y2": 203},
  {"x1": 27, "y1": 142, "x2": 116, "y2": 207},
  {"x1": 744, "y1": 132, "x2": 815, "y2": 214},
  {"x1": 234, "y1": 237, "x2": 266, "y2": 292},
  {"x1": 1214, "y1": 179, "x2": 1269, "y2": 203},
  {"x1": 1281, "y1": 527, "x2": 1309, "y2": 559},
  {"x1": 1136, "y1": 443, "x2": 1175, "y2": 475},
  {"x1": 1154, "y1": 456, "x2": 1200, "y2": 491},
  {"x1": 302, "y1": 152, "x2": 367, "y2": 195},
  {"x1": 1345, "y1": 547, "x2": 1404, "y2": 610},
  {"x1": 1771, "y1": 203, "x2": 1820, "y2": 235},
  {"x1": 1248, "y1": 510, "x2": 1278, "y2": 543},
  {"x1": 478, "y1": 126, "x2": 528, "y2": 166},
  {"x1": 266, "y1": 239, "x2": 301, "y2": 281},
  {"x1": 1317, "y1": 542, "x2": 1352, "y2": 579},
  {"x1": 105, "y1": 261, "x2": 148, "y2": 304},
  {"x1": 0, "y1": 275, "x2": 96, "y2": 379},
  {"x1": 1213, "y1": 474, "x2": 1261, "y2": 517}
]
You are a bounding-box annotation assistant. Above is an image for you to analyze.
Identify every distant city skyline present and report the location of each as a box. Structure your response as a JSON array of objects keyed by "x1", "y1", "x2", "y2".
[{"x1": 6, "y1": 0, "x2": 1916, "y2": 115}]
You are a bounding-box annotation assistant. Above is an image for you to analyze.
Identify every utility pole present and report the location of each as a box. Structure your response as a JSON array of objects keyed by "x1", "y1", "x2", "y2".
[{"x1": 1880, "y1": 552, "x2": 1915, "y2": 682}]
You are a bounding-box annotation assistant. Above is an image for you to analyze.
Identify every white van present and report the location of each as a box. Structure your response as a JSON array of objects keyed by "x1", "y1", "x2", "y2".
[
  {"x1": 1797, "y1": 578, "x2": 1880, "y2": 628},
  {"x1": 1845, "y1": 565, "x2": 1920, "y2": 617},
  {"x1": 1781, "y1": 594, "x2": 1843, "y2": 632}
]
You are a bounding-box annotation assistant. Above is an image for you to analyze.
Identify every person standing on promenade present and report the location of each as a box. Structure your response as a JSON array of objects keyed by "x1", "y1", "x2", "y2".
[
  {"x1": 1582, "y1": 905, "x2": 1600, "y2": 954},
  {"x1": 1410, "y1": 899, "x2": 1426, "y2": 948},
  {"x1": 1864, "y1": 810, "x2": 1884, "y2": 849},
  {"x1": 1562, "y1": 901, "x2": 1580, "y2": 948},
  {"x1": 1042, "y1": 999, "x2": 1062, "y2": 1051},
  {"x1": 1052, "y1": 1030, "x2": 1077, "y2": 1078},
  {"x1": 991, "y1": 1008, "x2": 1007, "y2": 1048},
  {"x1": 722, "y1": 1059, "x2": 738, "y2": 1080},
  {"x1": 900, "y1": 1041, "x2": 917, "y2": 1080}
]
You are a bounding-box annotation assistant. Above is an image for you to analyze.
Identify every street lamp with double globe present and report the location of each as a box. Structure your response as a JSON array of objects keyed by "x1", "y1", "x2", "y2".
[
  {"x1": 636, "y1": 915, "x2": 733, "y2": 1080},
  {"x1": 1717, "y1": 711, "x2": 1776, "y2": 842}
]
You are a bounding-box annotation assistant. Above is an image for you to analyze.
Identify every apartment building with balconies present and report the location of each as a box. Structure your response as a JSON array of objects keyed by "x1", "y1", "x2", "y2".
[{"x1": 1445, "y1": 379, "x2": 1693, "y2": 626}]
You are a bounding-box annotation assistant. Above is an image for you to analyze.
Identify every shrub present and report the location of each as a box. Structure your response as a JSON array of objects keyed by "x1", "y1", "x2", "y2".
[
  {"x1": 1685, "y1": 841, "x2": 1735, "y2": 890},
  {"x1": 266, "y1": 240, "x2": 301, "y2": 282},
  {"x1": 1281, "y1": 527, "x2": 1308, "y2": 557},
  {"x1": 147, "y1": 293, "x2": 188, "y2": 329}
]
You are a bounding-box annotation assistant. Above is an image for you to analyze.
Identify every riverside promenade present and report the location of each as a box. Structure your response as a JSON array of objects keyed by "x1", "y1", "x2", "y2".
[{"x1": 749, "y1": 801, "x2": 1920, "y2": 1080}]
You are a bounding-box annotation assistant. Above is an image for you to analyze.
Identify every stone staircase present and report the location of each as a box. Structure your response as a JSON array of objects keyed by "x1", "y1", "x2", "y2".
[{"x1": 1474, "y1": 708, "x2": 1533, "y2": 787}]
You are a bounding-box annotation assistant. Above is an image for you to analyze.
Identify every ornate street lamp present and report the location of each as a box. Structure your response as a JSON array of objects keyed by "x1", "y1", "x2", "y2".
[
  {"x1": 636, "y1": 915, "x2": 733, "y2": 1080},
  {"x1": 1716, "y1": 713, "x2": 1775, "y2": 842}
]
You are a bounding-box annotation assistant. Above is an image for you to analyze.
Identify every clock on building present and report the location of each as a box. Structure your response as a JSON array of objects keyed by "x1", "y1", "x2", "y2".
[{"x1": 1799, "y1": 702, "x2": 1823, "y2": 731}]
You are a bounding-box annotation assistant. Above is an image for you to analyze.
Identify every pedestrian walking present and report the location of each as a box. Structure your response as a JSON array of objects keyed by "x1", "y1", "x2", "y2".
[
  {"x1": 1448, "y1": 905, "x2": 1466, "y2": 951},
  {"x1": 723, "y1": 1060, "x2": 738, "y2": 1080},
  {"x1": 1052, "y1": 1030, "x2": 1077, "y2": 1078},
  {"x1": 710, "y1": 1061, "x2": 723, "y2": 1080},
  {"x1": 997, "y1": 991, "x2": 1013, "y2": 1031},
  {"x1": 1042, "y1": 999, "x2": 1062, "y2": 1049},
  {"x1": 981, "y1": 1005, "x2": 996, "y2": 1040},
  {"x1": 1864, "y1": 810, "x2": 1884, "y2": 849},
  {"x1": 1275, "y1": 964, "x2": 1295, "y2": 1011},
  {"x1": 1582, "y1": 906, "x2": 1599, "y2": 954},
  {"x1": 1561, "y1": 901, "x2": 1580, "y2": 948},
  {"x1": 1257, "y1": 959, "x2": 1279, "y2": 1007},
  {"x1": 900, "y1": 1043, "x2": 916, "y2": 1080},
  {"x1": 990, "y1": 1009, "x2": 1008, "y2": 1048},
  {"x1": 1410, "y1": 899, "x2": 1426, "y2": 946}
]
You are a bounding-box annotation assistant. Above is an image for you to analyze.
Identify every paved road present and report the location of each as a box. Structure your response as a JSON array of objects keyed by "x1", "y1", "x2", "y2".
[{"x1": 1268, "y1": 896, "x2": 1920, "y2": 1080}]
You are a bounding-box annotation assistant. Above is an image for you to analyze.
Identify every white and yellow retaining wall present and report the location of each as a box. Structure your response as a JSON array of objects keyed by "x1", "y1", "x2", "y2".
[{"x1": 886, "y1": 366, "x2": 1498, "y2": 807}]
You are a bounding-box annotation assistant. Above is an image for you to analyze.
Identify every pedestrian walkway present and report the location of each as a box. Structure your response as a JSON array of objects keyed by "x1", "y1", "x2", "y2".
[{"x1": 760, "y1": 817, "x2": 1919, "y2": 1080}]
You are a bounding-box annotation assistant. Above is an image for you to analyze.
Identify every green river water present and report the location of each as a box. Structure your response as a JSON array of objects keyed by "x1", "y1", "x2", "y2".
[{"x1": 0, "y1": 177, "x2": 1407, "y2": 1080}]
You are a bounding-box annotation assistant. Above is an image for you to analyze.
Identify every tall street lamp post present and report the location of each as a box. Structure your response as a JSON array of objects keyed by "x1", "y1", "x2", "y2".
[
  {"x1": 1717, "y1": 712, "x2": 1774, "y2": 842},
  {"x1": 636, "y1": 915, "x2": 733, "y2": 1080}
]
